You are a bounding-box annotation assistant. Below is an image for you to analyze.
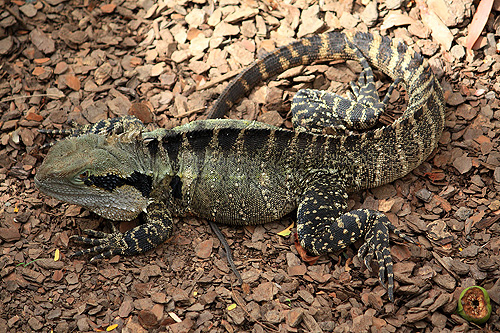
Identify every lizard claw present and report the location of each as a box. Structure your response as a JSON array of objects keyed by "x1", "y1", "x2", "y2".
[
  {"x1": 70, "y1": 228, "x2": 128, "y2": 261},
  {"x1": 357, "y1": 215, "x2": 395, "y2": 301},
  {"x1": 358, "y1": 216, "x2": 417, "y2": 302}
]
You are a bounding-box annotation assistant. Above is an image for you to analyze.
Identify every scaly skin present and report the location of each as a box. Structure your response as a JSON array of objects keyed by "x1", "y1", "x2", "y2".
[{"x1": 35, "y1": 31, "x2": 445, "y2": 301}]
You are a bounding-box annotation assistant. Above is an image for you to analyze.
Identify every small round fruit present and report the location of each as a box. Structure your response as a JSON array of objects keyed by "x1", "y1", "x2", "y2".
[{"x1": 457, "y1": 286, "x2": 492, "y2": 325}]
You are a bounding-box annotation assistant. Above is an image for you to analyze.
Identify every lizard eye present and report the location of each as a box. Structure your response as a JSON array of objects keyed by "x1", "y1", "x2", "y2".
[{"x1": 77, "y1": 170, "x2": 90, "y2": 182}]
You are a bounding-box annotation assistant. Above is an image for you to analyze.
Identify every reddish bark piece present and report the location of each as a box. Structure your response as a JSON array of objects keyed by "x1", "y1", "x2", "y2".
[
  {"x1": 52, "y1": 270, "x2": 64, "y2": 282},
  {"x1": 19, "y1": 128, "x2": 36, "y2": 147},
  {"x1": 287, "y1": 265, "x2": 307, "y2": 276},
  {"x1": 0, "y1": 228, "x2": 21, "y2": 242},
  {"x1": 32, "y1": 67, "x2": 45, "y2": 76},
  {"x1": 286, "y1": 308, "x2": 304, "y2": 327},
  {"x1": 252, "y1": 281, "x2": 277, "y2": 301},
  {"x1": 129, "y1": 102, "x2": 154, "y2": 123},
  {"x1": 417, "y1": 0, "x2": 454, "y2": 50},
  {"x1": 151, "y1": 304, "x2": 164, "y2": 322},
  {"x1": 30, "y1": 28, "x2": 55, "y2": 54},
  {"x1": 99, "y1": 268, "x2": 121, "y2": 279},
  {"x1": 34, "y1": 58, "x2": 50, "y2": 64},
  {"x1": 187, "y1": 28, "x2": 202, "y2": 40},
  {"x1": 118, "y1": 300, "x2": 134, "y2": 318},
  {"x1": 475, "y1": 214, "x2": 500, "y2": 230},
  {"x1": 25, "y1": 112, "x2": 43, "y2": 122},
  {"x1": 64, "y1": 74, "x2": 80, "y2": 91},
  {"x1": 169, "y1": 318, "x2": 194, "y2": 333},
  {"x1": 391, "y1": 244, "x2": 412, "y2": 262},
  {"x1": 129, "y1": 57, "x2": 142, "y2": 67},
  {"x1": 294, "y1": 233, "x2": 319, "y2": 265},
  {"x1": 100, "y1": 3, "x2": 117, "y2": 13},
  {"x1": 195, "y1": 239, "x2": 213, "y2": 259},
  {"x1": 138, "y1": 309, "x2": 158, "y2": 329},
  {"x1": 475, "y1": 135, "x2": 491, "y2": 145},
  {"x1": 54, "y1": 62, "x2": 68, "y2": 74}
]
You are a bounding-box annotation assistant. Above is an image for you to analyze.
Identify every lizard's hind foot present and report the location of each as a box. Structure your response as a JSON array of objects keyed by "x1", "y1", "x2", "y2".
[{"x1": 356, "y1": 210, "x2": 415, "y2": 302}]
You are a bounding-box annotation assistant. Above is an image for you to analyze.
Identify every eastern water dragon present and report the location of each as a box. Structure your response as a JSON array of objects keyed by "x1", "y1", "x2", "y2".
[{"x1": 35, "y1": 31, "x2": 445, "y2": 301}]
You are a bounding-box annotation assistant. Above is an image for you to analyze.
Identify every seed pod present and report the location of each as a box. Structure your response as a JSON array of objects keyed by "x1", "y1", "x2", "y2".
[{"x1": 457, "y1": 286, "x2": 492, "y2": 324}]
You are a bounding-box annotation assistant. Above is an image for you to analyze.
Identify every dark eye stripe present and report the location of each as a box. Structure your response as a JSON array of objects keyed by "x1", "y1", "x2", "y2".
[{"x1": 84, "y1": 171, "x2": 152, "y2": 197}]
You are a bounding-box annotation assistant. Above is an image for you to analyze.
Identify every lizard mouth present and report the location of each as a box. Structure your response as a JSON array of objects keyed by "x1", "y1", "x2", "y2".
[{"x1": 35, "y1": 177, "x2": 148, "y2": 221}]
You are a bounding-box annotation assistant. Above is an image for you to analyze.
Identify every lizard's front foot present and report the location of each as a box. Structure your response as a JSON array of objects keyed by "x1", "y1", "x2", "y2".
[
  {"x1": 70, "y1": 223, "x2": 132, "y2": 261},
  {"x1": 70, "y1": 205, "x2": 174, "y2": 261}
]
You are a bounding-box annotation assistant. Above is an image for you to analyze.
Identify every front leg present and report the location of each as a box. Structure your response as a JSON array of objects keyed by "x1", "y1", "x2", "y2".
[
  {"x1": 71, "y1": 200, "x2": 173, "y2": 261},
  {"x1": 297, "y1": 171, "x2": 414, "y2": 301}
]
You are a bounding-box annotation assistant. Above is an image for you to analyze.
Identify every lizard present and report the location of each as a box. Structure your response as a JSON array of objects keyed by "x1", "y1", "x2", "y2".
[{"x1": 35, "y1": 31, "x2": 445, "y2": 301}]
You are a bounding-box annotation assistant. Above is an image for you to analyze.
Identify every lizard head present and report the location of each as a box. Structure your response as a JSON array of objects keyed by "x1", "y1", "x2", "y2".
[{"x1": 35, "y1": 134, "x2": 152, "y2": 221}]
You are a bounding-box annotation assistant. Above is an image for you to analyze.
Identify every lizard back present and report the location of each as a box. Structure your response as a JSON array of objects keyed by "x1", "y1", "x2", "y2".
[{"x1": 207, "y1": 31, "x2": 445, "y2": 191}]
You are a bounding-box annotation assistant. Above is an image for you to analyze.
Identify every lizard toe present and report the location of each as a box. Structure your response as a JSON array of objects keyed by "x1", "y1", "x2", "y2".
[
  {"x1": 387, "y1": 223, "x2": 417, "y2": 245},
  {"x1": 357, "y1": 214, "x2": 395, "y2": 301},
  {"x1": 70, "y1": 229, "x2": 128, "y2": 260}
]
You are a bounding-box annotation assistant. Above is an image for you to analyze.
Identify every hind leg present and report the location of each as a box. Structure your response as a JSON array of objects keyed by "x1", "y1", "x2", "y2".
[
  {"x1": 297, "y1": 171, "x2": 414, "y2": 301},
  {"x1": 291, "y1": 42, "x2": 401, "y2": 134}
]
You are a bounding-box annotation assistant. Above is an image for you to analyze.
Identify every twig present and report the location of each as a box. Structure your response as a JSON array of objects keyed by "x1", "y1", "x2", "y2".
[
  {"x1": 0, "y1": 94, "x2": 60, "y2": 103},
  {"x1": 173, "y1": 107, "x2": 205, "y2": 118},
  {"x1": 196, "y1": 69, "x2": 241, "y2": 91}
]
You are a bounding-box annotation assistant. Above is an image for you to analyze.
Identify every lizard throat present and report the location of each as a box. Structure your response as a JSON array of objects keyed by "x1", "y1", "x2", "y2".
[{"x1": 84, "y1": 171, "x2": 153, "y2": 197}]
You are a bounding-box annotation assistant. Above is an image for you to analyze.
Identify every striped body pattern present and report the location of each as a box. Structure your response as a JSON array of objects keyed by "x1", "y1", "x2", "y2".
[{"x1": 35, "y1": 31, "x2": 445, "y2": 301}]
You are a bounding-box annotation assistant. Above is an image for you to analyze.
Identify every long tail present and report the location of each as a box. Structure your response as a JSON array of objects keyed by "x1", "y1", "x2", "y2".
[{"x1": 206, "y1": 31, "x2": 445, "y2": 190}]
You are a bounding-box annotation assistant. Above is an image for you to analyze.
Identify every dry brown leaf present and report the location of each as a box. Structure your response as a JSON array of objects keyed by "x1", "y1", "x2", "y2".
[
  {"x1": 65, "y1": 205, "x2": 81, "y2": 217},
  {"x1": 52, "y1": 269, "x2": 64, "y2": 282},
  {"x1": 294, "y1": 233, "x2": 319, "y2": 265},
  {"x1": 465, "y1": 0, "x2": 494, "y2": 49},
  {"x1": 425, "y1": 171, "x2": 446, "y2": 182},
  {"x1": 379, "y1": 199, "x2": 395, "y2": 213},
  {"x1": 465, "y1": 210, "x2": 486, "y2": 234}
]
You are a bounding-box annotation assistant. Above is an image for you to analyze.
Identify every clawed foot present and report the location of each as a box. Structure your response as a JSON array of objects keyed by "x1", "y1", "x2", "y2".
[
  {"x1": 357, "y1": 216, "x2": 416, "y2": 302},
  {"x1": 70, "y1": 223, "x2": 129, "y2": 261},
  {"x1": 348, "y1": 71, "x2": 403, "y2": 109},
  {"x1": 347, "y1": 69, "x2": 380, "y2": 107}
]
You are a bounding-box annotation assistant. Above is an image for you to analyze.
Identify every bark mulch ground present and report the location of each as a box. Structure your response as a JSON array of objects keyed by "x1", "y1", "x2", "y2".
[{"x1": 1, "y1": 0, "x2": 500, "y2": 332}]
